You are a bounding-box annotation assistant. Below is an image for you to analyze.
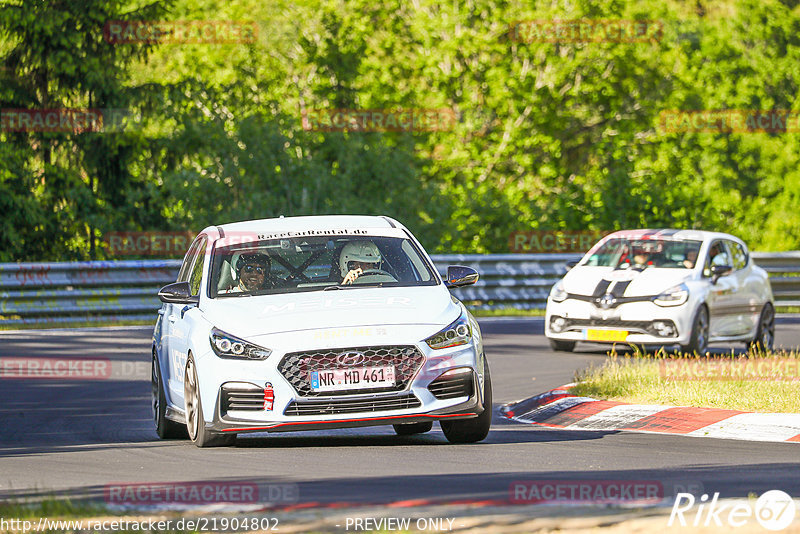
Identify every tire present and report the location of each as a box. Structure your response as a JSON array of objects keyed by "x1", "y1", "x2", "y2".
[
  {"x1": 393, "y1": 422, "x2": 433, "y2": 436},
  {"x1": 549, "y1": 338, "x2": 576, "y2": 352},
  {"x1": 152, "y1": 352, "x2": 187, "y2": 439},
  {"x1": 440, "y1": 360, "x2": 492, "y2": 444},
  {"x1": 749, "y1": 302, "x2": 775, "y2": 352},
  {"x1": 681, "y1": 305, "x2": 709, "y2": 355},
  {"x1": 184, "y1": 356, "x2": 236, "y2": 448}
]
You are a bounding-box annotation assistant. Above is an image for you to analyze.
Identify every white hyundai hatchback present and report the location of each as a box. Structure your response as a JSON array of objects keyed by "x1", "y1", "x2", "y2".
[
  {"x1": 151, "y1": 215, "x2": 491, "y2": 447},
  {"x1": 545, "y1": 229, "x2": 774, "y2": 354}
]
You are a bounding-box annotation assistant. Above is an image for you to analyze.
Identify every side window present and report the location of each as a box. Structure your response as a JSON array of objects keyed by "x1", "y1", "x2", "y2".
[
  {"x1": 728, "y1": 241, "x2": 747, "y2": 271},
  {"x1": 704, "y1": 240, "x2": 732, "y2": 276},
  {"x1": 178, "y1": 236, "x2": 203, "y2": 282},
  {"x1": 188, "y1": 236, "x2": 208, "y2": 296}
]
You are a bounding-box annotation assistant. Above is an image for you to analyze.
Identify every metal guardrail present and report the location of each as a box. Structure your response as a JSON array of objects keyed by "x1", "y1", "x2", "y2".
[{"x1": 1, "y1": 253, "x2": 799, "y2": 325}]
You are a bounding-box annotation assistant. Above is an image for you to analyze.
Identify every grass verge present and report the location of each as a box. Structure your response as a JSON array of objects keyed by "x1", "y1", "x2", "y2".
[
  {"x1": 0, "y1": 497, "x2": 111, "y2": 519},
  {"x1": 570, "y1": 348, "x2": 800, "y2": 413},
  {"x1": 0, "y1": 319, "x2": 153, "y2": 331}
]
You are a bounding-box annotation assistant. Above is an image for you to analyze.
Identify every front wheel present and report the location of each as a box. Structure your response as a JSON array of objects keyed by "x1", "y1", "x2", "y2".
[
  {"x1": 440, "y1": 360, "x2": 492, "y2": 444},
  {"x1": 184, "y1": 356, "x2": 236, "y2": 448},
  {"x1": 681, "y1": 305, "x2": 709, "y2": 355},
  {"x1": 749, "y1": 303, "x2": 775, "y2": 352},
  {"x1": 549, "y1": 338, "x2": 576, "y2": 352}
]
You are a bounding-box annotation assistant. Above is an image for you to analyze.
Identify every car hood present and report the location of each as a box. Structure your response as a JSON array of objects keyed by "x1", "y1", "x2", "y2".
[
  {"x1": 562, "y1": 267, "x2": 693, "y2": 296},
  {"x1": 201, "y1": 285, "x2": 459, "y2": 338}
]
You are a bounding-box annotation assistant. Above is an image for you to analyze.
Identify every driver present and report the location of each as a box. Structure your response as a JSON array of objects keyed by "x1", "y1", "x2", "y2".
[
  {"x1": 339, "y1": 241, "x2": 383, "y2": 285},
  {"x1": 222, "y1": 253, "x2": 271, "y2": 293},
  {"x1": 630, "y1": 246, "x2": 651, "y2": 269}
]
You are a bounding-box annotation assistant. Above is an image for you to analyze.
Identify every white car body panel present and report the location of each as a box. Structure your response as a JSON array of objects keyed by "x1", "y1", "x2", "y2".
[
  {"x1": 152, "y1": 215, "x2": 489, "y2": 440},
  {"x1": 545, "y1": 229, "x2": 774, "y2": 350}
]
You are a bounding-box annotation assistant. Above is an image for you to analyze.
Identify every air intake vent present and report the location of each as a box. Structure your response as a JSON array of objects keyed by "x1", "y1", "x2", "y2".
[
  {"x1": 221, "y1": 386, "x2": 264, "y2": 413},
  {"x1": 428, "y1": 372, "x2": 474, "y2": 400},
  {"x1": 284, "y1": 393, "x2": 421, "y2": 416}
]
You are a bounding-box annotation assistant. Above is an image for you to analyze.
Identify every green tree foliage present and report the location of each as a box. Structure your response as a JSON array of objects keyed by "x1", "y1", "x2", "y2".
[{"x1": 1, "y1": 0, "x2": 799, "y2": 260}]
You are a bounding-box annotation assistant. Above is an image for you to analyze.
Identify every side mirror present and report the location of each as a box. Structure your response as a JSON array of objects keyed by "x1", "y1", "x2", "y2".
[
  {"x1": 566, "y1": 259, "x2": 579, "y2": 271},
  {"x1": 158, "y1": 281, "x2": 199, "y2": 304},
  {"x1": 445, "y1": 266, "x2": 479, "y2": 288},
  {"x1": 710, "y1": 264, "x2": 732, "y2": 284}
]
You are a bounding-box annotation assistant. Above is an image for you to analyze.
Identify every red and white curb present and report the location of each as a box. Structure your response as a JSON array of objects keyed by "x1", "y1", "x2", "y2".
[{"x1": 500, "y1": 385, "x2": 800, "y2": 443}]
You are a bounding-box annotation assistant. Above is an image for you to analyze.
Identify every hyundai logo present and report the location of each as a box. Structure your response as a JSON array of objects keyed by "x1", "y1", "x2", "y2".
[{"x1": 336, "y1": 351, "x2": 366, "y2": 366}]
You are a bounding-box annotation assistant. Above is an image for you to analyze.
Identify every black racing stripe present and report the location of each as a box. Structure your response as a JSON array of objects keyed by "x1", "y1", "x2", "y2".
[
  {"x1": 592, "y1": 279, "x2": 612, "y2": 297},
  {"x1": 610, "y1": 280, "x2": 631, "y2": 297},
  {"x1": 652, "y1": 228, "x2": 679, "y2": 237}
]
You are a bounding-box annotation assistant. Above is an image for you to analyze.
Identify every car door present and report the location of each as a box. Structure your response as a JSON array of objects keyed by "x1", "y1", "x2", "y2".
[
  {"x1": 166, "y1": 235, "x2": 206, "y2": 403},
  {"x1": 704, "y1": 240, "x2": 740, "y2": 337},
  {"x1": 727, "y1": 240, "x2": 760, "y2": 335}
]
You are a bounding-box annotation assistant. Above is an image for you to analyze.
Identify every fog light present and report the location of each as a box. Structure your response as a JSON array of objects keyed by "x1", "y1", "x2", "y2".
[
  {"x1": 551, "y1": 317, "x2": 567, "y2": 333},
  {"x1": 652, "y1": 321, "x2": 675, "y2": 337}
]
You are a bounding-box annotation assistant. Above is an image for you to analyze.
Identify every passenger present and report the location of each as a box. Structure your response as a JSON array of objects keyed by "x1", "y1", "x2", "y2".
[
  {"x1": 222, "y1": 253, "x2": 271, "y2": 293},
  {"x1": 683, "y1": 249, "x2": 699, "y2": 269}
]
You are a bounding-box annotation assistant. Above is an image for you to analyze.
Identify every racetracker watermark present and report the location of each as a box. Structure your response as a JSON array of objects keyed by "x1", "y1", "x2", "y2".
[
  {"x1": 510, "y1": 480, "x2": 664, "y2": 504},
  {"x1": 0, "y1": 109, "x2": 141, "y2": 133},
  {"x1": 509, "y1": 230, "x2": 606, "y2": 253},
  {"x1": 658, "y1": 110, "x2": 800, "y2": 134},
  {"x1": 104, "y1": 481, "x2": 298, "y2": 505},
  {"x1": 302, "y1": 109, "x2": 456, "y2": 132},
  {"x1": 0, "y1": 358, "x2": 149, "y2": 381},
  {"x1": 103, "y1": 20, "x2": 257, "y2": 44},
  {"x1": 508, "y1": 19, "x2": 663, "y2": 43},
  {"x1": 104, "y1": 231, "x2": 195, "y2": 256},
  {"x1": 0, "y1": 358, "x2": 111, "y2": 380},
  {"x1": 660, "y1": 358, "x2": 800, "y2": 381},
  {"x1": 669, "y1": 490, "x2": 796, "y2": 530}
]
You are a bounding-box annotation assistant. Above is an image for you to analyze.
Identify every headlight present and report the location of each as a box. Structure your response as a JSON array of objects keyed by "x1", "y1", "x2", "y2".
[
  {"x1": 210, "y1": 328, "x2": 272, "y2": 360},
  {"x1": 425, "y1": 311, "x2": 472, "y2": 350},
  {"x1": 549, "y1": 281, "x2": 568, "y2": 303},
  {"x1": 654, "y1": 283, "x2": 689, "y2": 307}
]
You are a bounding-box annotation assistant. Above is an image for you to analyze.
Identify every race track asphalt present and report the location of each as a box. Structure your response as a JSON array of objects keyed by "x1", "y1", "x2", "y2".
[{"x1": 0, "y1": 318, "x2": 799, "y2": 507}]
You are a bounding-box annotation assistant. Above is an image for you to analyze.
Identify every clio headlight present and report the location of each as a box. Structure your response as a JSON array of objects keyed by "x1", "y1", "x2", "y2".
[
  {"x1": 425, "y1": 311, "x2": 472, "y2": 350},
  {"x1": 549, "y1": 280, "x2": 568, "y2": 303},
  {"x1": 210, "y1": 327, "x2": 272, "y2": 360},
  {"x1": 654, "y1": 283, "x2": 689, "y2": 307}
]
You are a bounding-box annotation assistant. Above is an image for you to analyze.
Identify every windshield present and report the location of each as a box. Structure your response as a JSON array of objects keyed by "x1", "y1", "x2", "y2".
[
  {"x1": 583, "y1": 238, "x2": 703, "y2": 269},
  {"x1": 209, "y1": 235, "x2": 437, "y2": 297}
]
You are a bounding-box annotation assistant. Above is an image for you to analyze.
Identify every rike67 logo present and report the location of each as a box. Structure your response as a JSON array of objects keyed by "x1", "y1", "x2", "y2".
[{"x1": 669, "y1": 490, "x2": 796, "y2": 531}]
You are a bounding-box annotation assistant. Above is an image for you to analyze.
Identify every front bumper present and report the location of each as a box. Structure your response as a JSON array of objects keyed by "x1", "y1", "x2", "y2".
[
  {"x1": 545, "y1": 298, "x2": 693, "y2": 346},
  {"x1": 193, "y1": 336, "x2": 486, "y2": 435}
]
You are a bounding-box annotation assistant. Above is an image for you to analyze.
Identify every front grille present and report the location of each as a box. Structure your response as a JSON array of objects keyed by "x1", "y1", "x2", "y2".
[
  {"x1": 283, "y1": 393, "x2": 421, "y2": 416},
  {"x1": 553, "y1": 317, "x2": 678, "y2": 337},
  {"x1": 564, "y1": 318, "x2": 654, "y2": 331},
  {"x1": 278, "y1": 345, "x2": 426, "y2": 397},
  {"x1": 221, "y1": 386, "x2": 264, "y2": 414},
  {"x1": 428, "y1": 373, "x2": 474, "y2": 400}
]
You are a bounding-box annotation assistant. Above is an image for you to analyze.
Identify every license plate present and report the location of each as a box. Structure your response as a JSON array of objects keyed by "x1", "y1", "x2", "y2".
[
  {"x1": 310, "y1": 366, "x2": 395, "y2": 392},
  {"x1": 585, "y1": 329, "x2": 628, "y2": 342}
]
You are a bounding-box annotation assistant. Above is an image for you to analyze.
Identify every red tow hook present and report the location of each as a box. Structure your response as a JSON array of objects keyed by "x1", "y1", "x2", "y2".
[{"x1": 264, "y1": 382, "x2": 275, "y2": 411}]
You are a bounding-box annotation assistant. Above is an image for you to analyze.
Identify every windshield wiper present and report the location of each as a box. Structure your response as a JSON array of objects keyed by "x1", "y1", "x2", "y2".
[{"x1": 323, "y1": 283, "x2": 385, "y2": 290}]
